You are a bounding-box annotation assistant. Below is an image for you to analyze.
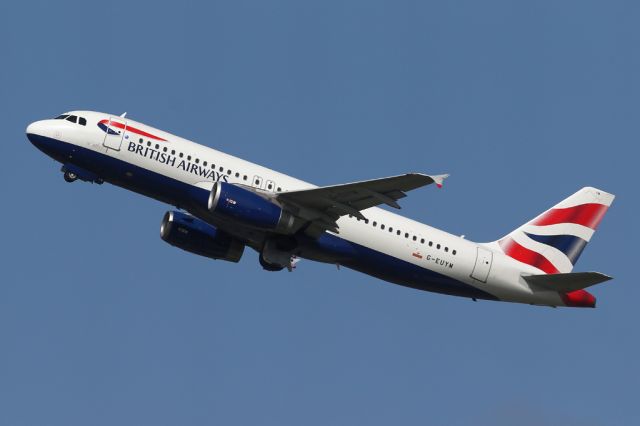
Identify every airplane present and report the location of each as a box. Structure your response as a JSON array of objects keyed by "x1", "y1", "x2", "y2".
[{"x1": 26, "y1": 111, "x2": 615, "y2": 308}]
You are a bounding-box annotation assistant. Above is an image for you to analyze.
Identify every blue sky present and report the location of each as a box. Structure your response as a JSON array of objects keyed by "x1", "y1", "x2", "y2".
[{"x1": 1, "y1": 1, "x2": 637, "y2": 425}]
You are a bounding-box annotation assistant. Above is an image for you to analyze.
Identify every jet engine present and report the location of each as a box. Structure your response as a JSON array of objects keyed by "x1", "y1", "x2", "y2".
[
  {"x1": 208, "y1": 182, "x2": 299, "y2": 233},
  {"x1": 160, "y1": 211, "x2": 244, "y2": 262}
]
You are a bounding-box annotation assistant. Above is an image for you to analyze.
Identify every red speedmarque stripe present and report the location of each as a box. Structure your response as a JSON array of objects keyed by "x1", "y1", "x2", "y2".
[
  {"x1": 498, "y1": 238, "x2": 560, "y2": 274},
  {"x1": 532, "y1": 203, "x2": 608, "y2": 230},
  {"x1": 98, "y1": 119, "x2": 167, "y2": 141}
]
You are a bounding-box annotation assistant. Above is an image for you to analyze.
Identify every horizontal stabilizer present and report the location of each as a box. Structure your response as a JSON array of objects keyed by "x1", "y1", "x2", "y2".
[{"x1": 523, "y1": 272, "x2": 612, "y2": 292}]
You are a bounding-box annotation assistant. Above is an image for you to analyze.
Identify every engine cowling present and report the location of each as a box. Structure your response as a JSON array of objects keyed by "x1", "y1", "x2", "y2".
[
  {"x1": 208, "y1": 182, "x2": 297, "y2": 233},
  {"x1": 160, "y1": 211, "x2": 244, "y2": 262}
]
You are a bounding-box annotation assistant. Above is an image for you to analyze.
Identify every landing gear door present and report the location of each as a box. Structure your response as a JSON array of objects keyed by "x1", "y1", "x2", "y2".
[
  {"x1": 471, "y1": 246, "x2": 493, "y2": 283},
  {"x1": 102, "y1": 117, "x2": 127, "y2": 151}
]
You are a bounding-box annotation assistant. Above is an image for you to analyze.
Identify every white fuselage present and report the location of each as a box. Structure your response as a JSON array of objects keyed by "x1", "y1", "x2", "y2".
[{"x1": 26, "y1": 111, "x2": 571, "y2": 307}]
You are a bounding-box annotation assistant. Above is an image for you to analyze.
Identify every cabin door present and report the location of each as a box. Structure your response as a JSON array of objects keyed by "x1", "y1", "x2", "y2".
[
  {"x1": 471, "y1": 246, "x2": 493, "y2": 283},
  {"x1": 102, "y1": 117, "x2": 127, "y2": 151}
]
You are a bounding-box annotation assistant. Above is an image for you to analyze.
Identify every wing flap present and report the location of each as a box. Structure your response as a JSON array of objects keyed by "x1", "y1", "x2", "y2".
[{"x1": 523, "y1": 272, "x2": 612, "y2": 292}]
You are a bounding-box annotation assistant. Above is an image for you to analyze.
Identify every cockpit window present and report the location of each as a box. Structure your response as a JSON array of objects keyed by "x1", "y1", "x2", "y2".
[{"x1": 55, "y1": 114, "x2": 87, "y2": 125}]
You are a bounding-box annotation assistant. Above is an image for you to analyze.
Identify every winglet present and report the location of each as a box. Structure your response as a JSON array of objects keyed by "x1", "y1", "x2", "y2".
[{"x1": 431, "y1": 174, "x2": 449, "y2": 189}]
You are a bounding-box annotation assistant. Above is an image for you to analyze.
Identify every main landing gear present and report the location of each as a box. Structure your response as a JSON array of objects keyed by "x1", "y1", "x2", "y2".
[
  {"x1": 259, "y1": 236, "x2": 299, "y2": 272},
  {"x1": 259, "y1": 253, "x2": 285, "y2": 272}
]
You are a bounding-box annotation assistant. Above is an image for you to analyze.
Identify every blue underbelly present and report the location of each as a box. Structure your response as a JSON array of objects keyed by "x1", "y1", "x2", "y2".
[
  {"x1": 299, "y1": 232, "x2": 497, "y2": 300},
  {"x1": 30, "y1": 135, "x2": 498, "y2": 301}
]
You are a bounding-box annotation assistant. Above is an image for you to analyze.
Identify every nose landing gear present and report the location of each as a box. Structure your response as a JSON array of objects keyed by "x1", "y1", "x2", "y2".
[
  {"x1": 60, "y1": 164, "x2": 103, "y2": 184},
  {"x1": 63, "y1": 170, "x2": 78, "y2": 183}
]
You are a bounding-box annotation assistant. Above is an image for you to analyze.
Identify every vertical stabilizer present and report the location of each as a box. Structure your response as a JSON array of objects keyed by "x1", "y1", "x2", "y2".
[{"x1": 495, "y1": 187, "x2": 615, "y2": 274}]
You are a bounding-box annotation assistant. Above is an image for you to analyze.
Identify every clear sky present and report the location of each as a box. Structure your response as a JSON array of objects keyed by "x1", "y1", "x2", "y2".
[{"x1": 1, "y1": 1, "x2": 637, "y2": 425}]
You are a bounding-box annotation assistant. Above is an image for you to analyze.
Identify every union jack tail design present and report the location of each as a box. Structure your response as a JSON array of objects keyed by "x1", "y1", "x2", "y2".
[{"x1": 496, "y1": 187, "x2": 615, "y2": 274}]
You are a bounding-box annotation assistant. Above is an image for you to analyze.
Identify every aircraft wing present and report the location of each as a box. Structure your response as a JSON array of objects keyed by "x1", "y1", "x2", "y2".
[{"x1": 277, "y1": 173, "x2": 448, "y2": 233}]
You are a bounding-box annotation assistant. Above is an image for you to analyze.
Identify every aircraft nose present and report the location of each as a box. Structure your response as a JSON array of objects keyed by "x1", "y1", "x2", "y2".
[
  {"x1": 26, "y1": 119, "x2": 71, "y2": 160},
  {"x1": 26, "y1": 120, "x2": 47, "y2": 143},
  {"x1": 26, "y1": 120, "x2": 49, "y2": 146}
]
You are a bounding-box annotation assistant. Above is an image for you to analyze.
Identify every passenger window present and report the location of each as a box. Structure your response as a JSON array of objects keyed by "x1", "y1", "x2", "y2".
[
  {"x1": 452, "y1": 250, "x2": 457, "y2": 255},
  {"x1": 429, "y1": 241, "x2": 433, "y2": 247},
  {"x1": 66, "y1": 115, "x2": 77, "y2": 123},
  {"x1": 195, "y1": 158, "x2": 199, "y2": 164},
  {"x1": 420, "y1": 238, "x2": 425, "y2": 244},
  {"x1": 235, "y1": 172, "x2": 240, "y2": 178},
  {"x1": 179, "y1": 153, "x2": 184, "y2": 158},
  {"x1": 373, "y1": 221, "x2": 377, "y2": 227},
  {"x1": 405, "y1": 233, "x2": 409, "y2": 238},
  {"x1": 139, "y1": 138, "x2": 143, "y2": 143},
  {"x1": 365, "y1": 219, "x2": 369, "y2": 224},
  {"x1": 203, "y1": 161, "x2": 207, "y2": 167},
  {"x1": 389, "y1": 227, "x2": 393, "y2": 232},
  {"x1": 79, "y1": 117, "x2": 87, "y2": 126},
  {"x1": 413, "y1": 236, "x2": 417, "y2": 241},
  {"x1": 219, "y1": 166, "x2": 224, "y2": 172},
  {"x1": 227, "y1": 169, "x2": 232, "y2": 175},
  {"x1": 187, "y1": 155, "x2": 192, "y2": 161},
  {"x1": 445, "y1": 247, "x2": 449, "y2": 252},
  {"x1": 381, "y1": 224, "x2": 385, "y2": 230},
  {"x1": 155, "y1": 144, "x2": 160, "y2": 149},
  {"x1": 147, "y1": 142, "x2": 151, "y2": 147},
  {"x1": 437, "y1": 244, "x2": 441, "y2": 249},
  {"x1": 397, "y1": 230, "x2": 401, "y2": 235},
  {"x1": 163, "y1": 147, "x2": 167, "y2": 153}
]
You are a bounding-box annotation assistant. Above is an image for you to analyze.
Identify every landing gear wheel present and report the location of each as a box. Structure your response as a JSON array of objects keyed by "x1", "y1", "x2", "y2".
[
  {"x1": 63, "y1": 171, "x2": 78, "y2": 183},
  {"x1": 259, "y1": 254, "x2": 285, "y2": 272}
]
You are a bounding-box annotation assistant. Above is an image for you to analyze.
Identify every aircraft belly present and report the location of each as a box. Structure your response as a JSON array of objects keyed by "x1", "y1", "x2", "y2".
[
  {"x1": 298, "y1": 232, "x2": 498, "y2": 301},
  {"x1": 42, "y1": 137, "x2": 498, "y2": 301},
  {"x1": 34, "y1": 136, "x2": 527, "y2": 304}
]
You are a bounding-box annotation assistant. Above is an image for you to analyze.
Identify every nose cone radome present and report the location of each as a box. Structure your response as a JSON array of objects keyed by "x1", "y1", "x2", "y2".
[
  {"x1": 26, "y1": 119, "x2": 67, "y2": 161},
  {"x1": 26, "y1": 120, "x2": 47, "y2": 144}
]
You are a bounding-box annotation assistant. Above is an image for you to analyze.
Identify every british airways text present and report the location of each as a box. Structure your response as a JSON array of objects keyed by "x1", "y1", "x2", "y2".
[{"x1": 127, "y1": 141, "x2": 229, "y2": 182}]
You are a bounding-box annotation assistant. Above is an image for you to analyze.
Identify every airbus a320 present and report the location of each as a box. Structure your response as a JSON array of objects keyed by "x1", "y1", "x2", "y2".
[{"x1": 26, "y1": 111, "x2": 615, "y2": 308}]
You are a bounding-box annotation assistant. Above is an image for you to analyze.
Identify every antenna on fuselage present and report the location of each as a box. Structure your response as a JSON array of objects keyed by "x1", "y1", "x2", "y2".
[{"x1": 120, "y1": 112, "x2": 127, "y2": 118}]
